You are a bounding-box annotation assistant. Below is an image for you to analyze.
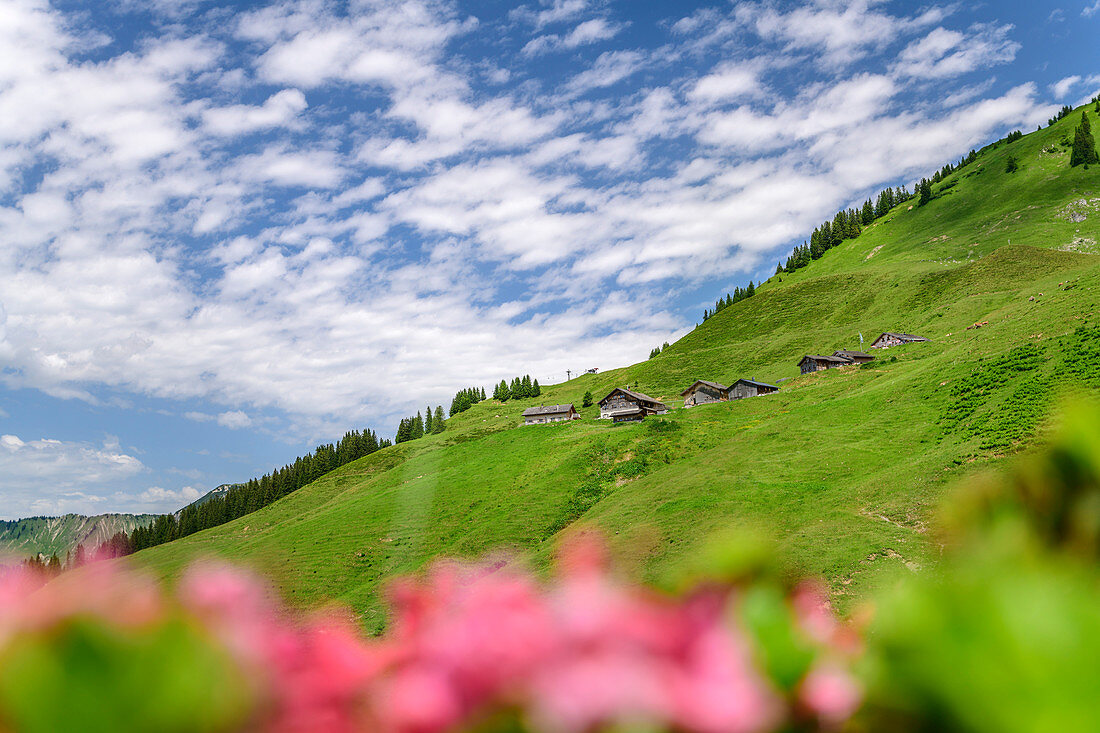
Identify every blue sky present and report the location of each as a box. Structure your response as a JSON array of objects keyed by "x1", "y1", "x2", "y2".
[{"x1": 0, "y1": 0, "x2": 1097, "y2": 519}]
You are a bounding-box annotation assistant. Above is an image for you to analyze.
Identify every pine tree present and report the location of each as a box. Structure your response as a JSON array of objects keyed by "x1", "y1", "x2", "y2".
[
  {"x1": 532, "y1": 379, "x2": 541, "y2": 397},
  {"x1": 1070, "y1": 112, "x2": 1099, "y2": 167},
  {"x1": 918, "y1": 178, "x2": 932, "y2": 206},
  {"x1": 424, "y1": 406, "x2": 433, "y2": 434},
  {"x1": 582, "y1": 390, "x2": 593, "y2": 407},
  {"x1": 861, "y1": 198, "x2": 874, "y2": 225},
  {"x1": 433, "y1": 405, "x2": 445, "y2": 433},
  {"x1": 746, "y1": 281, "x2": 755, "y2": 296}
]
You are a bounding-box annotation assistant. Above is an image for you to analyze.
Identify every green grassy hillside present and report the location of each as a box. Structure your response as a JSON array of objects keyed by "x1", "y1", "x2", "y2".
[{"x1": 134, "y1": 105, "x2": 1100, "y2": 627}]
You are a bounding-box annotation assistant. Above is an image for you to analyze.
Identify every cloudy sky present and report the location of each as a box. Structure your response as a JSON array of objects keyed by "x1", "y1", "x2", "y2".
[{"x1": 0, "y1": 0, "x2": 1097, "y2": 519}]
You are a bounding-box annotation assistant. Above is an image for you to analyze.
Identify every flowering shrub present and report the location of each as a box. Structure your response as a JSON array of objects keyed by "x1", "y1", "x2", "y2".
[{"x1": 0, "y1": 535, "x2": 859, "y2": 733}]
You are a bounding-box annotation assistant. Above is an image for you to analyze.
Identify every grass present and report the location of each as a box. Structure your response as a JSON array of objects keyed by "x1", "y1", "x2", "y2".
[{"x1": 134, "y1": 104, "x2": 1100, "y2": 626}]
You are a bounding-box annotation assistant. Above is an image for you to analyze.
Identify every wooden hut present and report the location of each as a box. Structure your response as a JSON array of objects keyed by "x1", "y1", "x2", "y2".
[
  {"x1": 798, "y1": 354, "x2": 853, "y2": 374},
  {"x1": 680, "y1": 380, "x2": 729, "y2": 408},
  {"x1": 598, "y1": 388, "x2": 669, "y2": 423},
  {"x1": 833, "y1": 350, "x2": 875, "y2": 364},
  {"x1": 522, "y1": 404, "x2": 580, "y2": 425},
  {"x1": 870, "y1": 332, "x2": 928, "y2": 349},
  {"x1": 729, "y1": 378, "x2": 779, "y2": 399}
]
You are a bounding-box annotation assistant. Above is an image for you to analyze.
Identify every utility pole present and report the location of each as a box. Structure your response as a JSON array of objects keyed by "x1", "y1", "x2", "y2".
[{"x1": 566, "y1": 369, "x2": 571, "y2": 381}]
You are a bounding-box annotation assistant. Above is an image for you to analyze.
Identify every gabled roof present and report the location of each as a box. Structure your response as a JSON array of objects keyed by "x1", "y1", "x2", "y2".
[
  {"x1": 522, "y1": 404, "x2": 575, "y2": 417},
  {"x1": 799, "y1": 354, "x2": 853, "y2": 365},
  {"x1": 833, "y1": 350, "x2": 873, "y2": 359},
  {"x1": 679, "y1": 379, "x2": 728, "y2": 396},
  {"x1": 600, "y1": 386, "x2": 662, "y2": 405},
  {"x1": 733, "y1": 378, "x2": 779, "y2": 390},
  {"x1": 877, "y1": 332, "x2": 928, "y2": 342}
]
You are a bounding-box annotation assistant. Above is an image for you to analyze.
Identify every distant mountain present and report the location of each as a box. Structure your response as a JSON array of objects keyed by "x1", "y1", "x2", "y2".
[
  {"x1": 0, "y1": 514, "x2": 155, "y2": 561},
  {"x1": 181, "y1": 483, "x2": 239, "y2": 511}
]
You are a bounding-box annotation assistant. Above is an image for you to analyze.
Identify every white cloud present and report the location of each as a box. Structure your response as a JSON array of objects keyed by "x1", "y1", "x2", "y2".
[
  {"x1": 134, "y1": 485, "x2": 202, "y2": 506},
  {"x1": 689, "y1": 64, "x2": 762, "y2": 102},
  {"x1": 566, "y1": 50, "x2": 646, "y2": 93},
  {"x1": 511, "y1": 0, "x2": 590, "y2": 29},
  {"x1": 216, "y1": 410, "x2": 253, "y2": 429},
  {"x1": 1084, "y1": 1, "x2": 1100, "y2": 18},
  {"x1": 896, "y1": 24, "x2": 1020, "y2": 79},
  {"x1": 1051, "y1": 75, "x2": 1083, "y2": 100},
  {"x1": 0, "y1": 433, "x2": 146, "y2": 518},
  {"x1": 202, "y1": 88, "x2": 308, "y2": 136},
  {"x1": 523, "y1": 18, "x2": 621, "y2": 55}
]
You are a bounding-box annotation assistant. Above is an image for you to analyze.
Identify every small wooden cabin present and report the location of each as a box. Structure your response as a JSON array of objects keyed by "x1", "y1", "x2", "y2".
[
  {"x1": 798, "y1": 354, "x2": 853, "y2": 374},
  {"x1": 833, "y1": 350, "x2": 875, "y2": 364},
  {"x1": 599, "y1": 387, "x2": 669, "y2": 422},
  {"x1": 870, "y1": 332, "x2": 928, "y2": 349},
  {"x1": 680, "y1": 380, "x2": 729, "y2": 408},
  {"x1": 729, "y1": 378, "x2": 779, "y2": 399},
  {"x1": 522, "y1": 404, "x2": 580, "y2": 425}
]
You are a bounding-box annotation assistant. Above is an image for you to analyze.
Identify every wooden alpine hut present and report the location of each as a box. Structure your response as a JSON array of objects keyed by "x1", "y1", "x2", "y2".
[{"x1": 598, "y1": 388, "x2": 669, "y2": 423}]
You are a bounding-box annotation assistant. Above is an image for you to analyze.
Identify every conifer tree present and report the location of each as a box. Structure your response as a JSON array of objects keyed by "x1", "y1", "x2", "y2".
[
  {"x1": 424, "y1": 406, "x2": 433, "y2": 434},
  {"x1": 918, "y1": 178, "x2": 932, "y2": 206},
  {"x1": 1070, "y1": 112, "x2": 1099, "y2": 167},
  {"x1": 582, "y1": 390, "x2": 593, "y2": 407},
  {"x1": 532, "y1": 379, "x2": 541, "y2": 397},
  {"x1": 861, "y1": 198, "x2": 874, "y2": 225},
  {"x1": 433, "y1": 406, "x2": 445, "y2": 433}
]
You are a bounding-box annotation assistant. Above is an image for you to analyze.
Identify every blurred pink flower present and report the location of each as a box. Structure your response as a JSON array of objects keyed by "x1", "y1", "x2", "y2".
[{"x1": 799, "y1": 663, "x2": 862, "y2": 725}]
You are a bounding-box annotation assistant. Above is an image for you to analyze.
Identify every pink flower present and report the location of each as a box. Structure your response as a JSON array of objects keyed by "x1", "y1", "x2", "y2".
[{"x1": 799, "y1": 663, "x2": 862, "y2": 725}]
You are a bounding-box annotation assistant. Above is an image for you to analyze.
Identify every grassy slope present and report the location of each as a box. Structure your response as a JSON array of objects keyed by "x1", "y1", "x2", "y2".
[{"x1": 134, "y1": 106, "x2": 1100, "y2": 626}]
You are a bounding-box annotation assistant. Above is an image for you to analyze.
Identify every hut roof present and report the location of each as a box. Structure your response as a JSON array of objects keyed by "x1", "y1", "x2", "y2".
[
  {"x1": 679, "y1": 379, "x2": 728, "y2": 396},
  {"x1": 833, "y1": 350, "x2": 873, "y2": 359},
  {"x1": 522, "y1": 404, "x2": 575, "y2": 417},
  {"x1": 799, "y1": 354, "x2": 853, "y2": 365},
  {"x1": 879, "y1": 332, "x2": 928, "y2": 341},
  {"x1": 600, "y1": 387, "x2": 660, "y2": 404},
  {"x1": 733, "y1": 378, "x2": 779, "y2": 390}
]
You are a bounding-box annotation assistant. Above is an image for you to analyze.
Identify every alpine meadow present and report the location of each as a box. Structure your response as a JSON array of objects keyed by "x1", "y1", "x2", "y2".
[
  {"x1": 4, "y1": 2, "x2": 1100, "y2": 731},
  {"x1": 129, "y1": 105, "x2": 1100, "y2": 627}
]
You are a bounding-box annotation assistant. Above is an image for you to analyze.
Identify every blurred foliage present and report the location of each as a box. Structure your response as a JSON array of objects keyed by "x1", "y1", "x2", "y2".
[
  {"x1": 859, "y1": 401, "x2": 1100, "y2": 732},
  {"x1": 0, "y1": 615, "x2": 250, "y2": 733}
]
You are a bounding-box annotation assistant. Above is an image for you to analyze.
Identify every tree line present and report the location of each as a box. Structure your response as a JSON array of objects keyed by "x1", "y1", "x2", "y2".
[
  {"x1": 129, "y1": 428, "x2": 389, "y2": 553},
  {"x1": 395, "y1": 405, "x2": 448, "y2": 443},
  {"x1": 648, "y1": 342, "x2": 670, "y2": 359},
  {"x1": 492, "y1": 376, "x2": 541, "y2": 401},
  {"x1": 450, "y1": 386, "x2": 486, "y2": 416},
  {"x1": 703, "y1": 283, "x2": 756, "y2": 322}
]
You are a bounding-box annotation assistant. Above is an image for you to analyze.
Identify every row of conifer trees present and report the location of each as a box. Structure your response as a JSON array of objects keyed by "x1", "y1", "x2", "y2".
[
  {"x1": 492, "y1": 375, "x2": 541, "y2": 401},
  {"x1": 450, "y1": 387, "x2": 486, "y2": 416},
  {"x1": 128, "y1": 428, "x2": 389, "y2": 553},
  {"x1": 395, "y1": 406, "x2": 447, "y2": 443},
  {"x1": 703, "y1": 283, "x2": 756, "y2": 322}
]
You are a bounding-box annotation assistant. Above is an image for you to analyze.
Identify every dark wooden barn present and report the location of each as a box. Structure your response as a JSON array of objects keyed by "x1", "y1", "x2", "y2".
[
  {"x1": 598, "y1": 388, "x2": 669, "y2": 423},
  {"x1": 680, "y1": 380, "x2": 729, "y2": 408},
  {"x1": 833, "y1": 350, "x2": 875, "y2": 364},
  {"x1": 798, "y1": 354, "x2": 853, "y2": 374},
  {"x1": 870, "y1": 332, "x2": 928, "y2": 349},
  {"x1": 729, "y1": 378, "x2": 780, "y2": 399}
]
